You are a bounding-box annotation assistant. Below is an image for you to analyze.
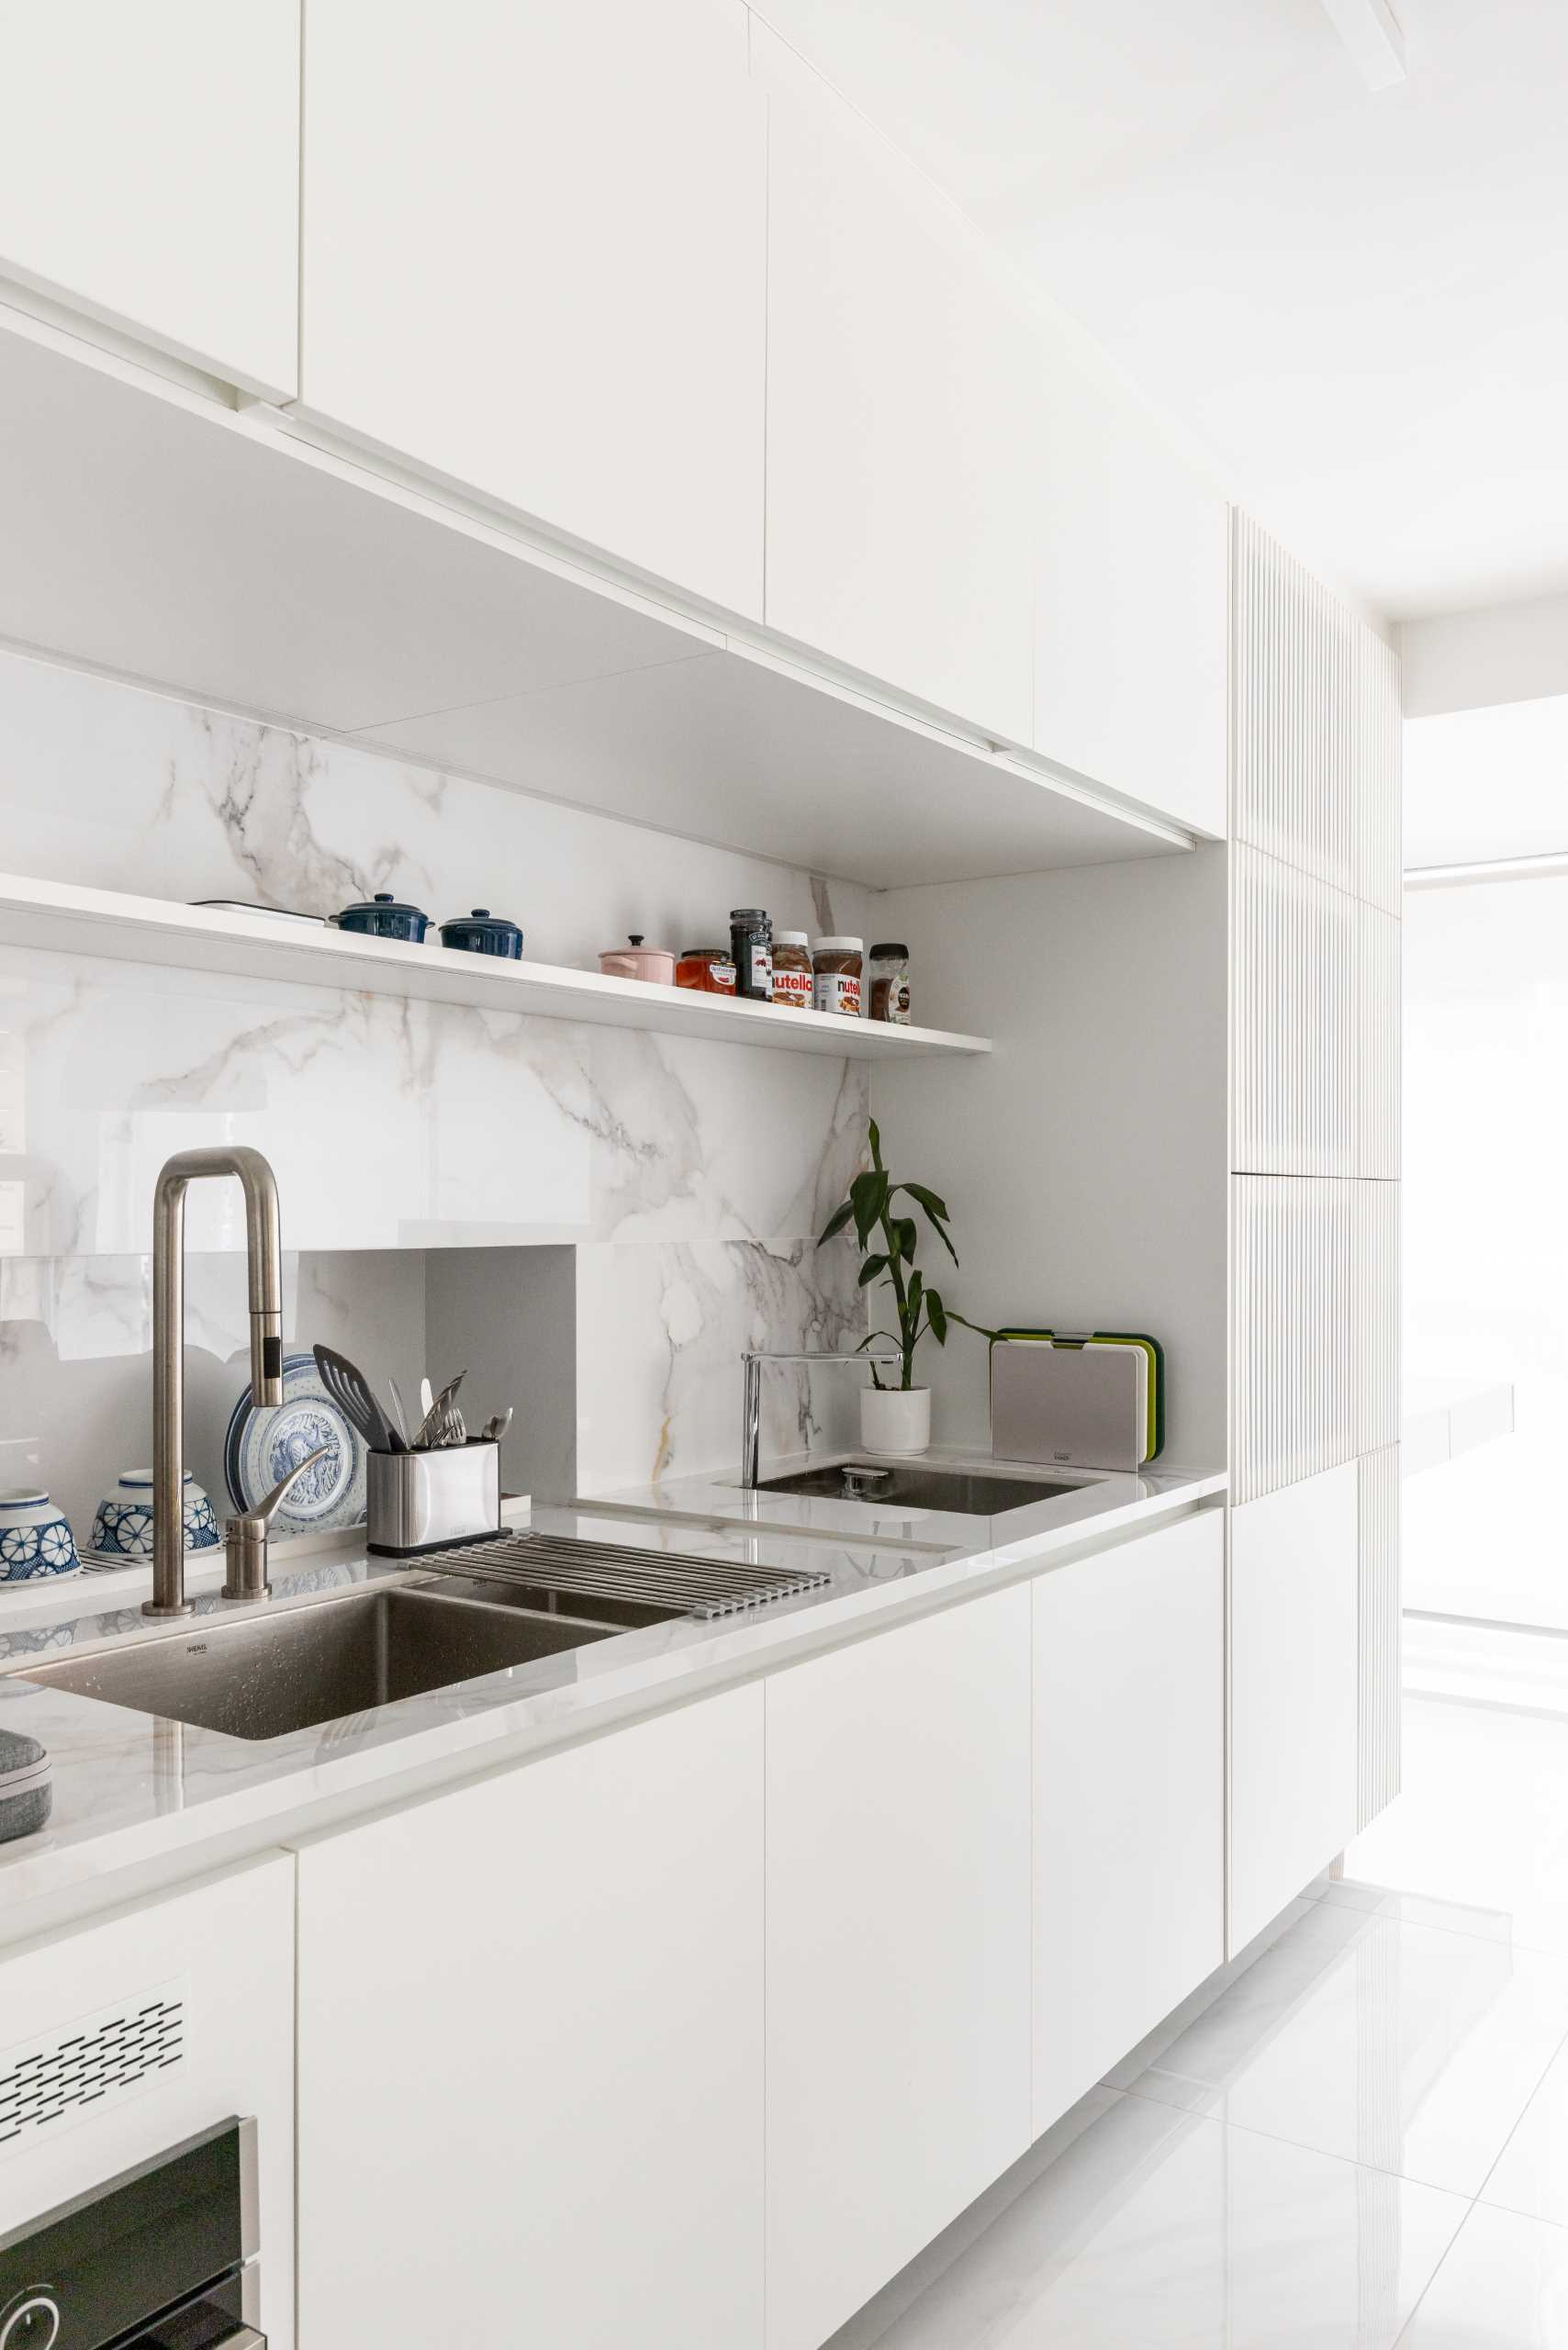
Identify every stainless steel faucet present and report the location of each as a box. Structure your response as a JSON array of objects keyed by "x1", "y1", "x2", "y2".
[
  {"x1": 146, "y1": 1147, "x2": 285, "y2": 1619},
  {"x1": 740, "y1": 1349, "x2": 900, "y2": 1489}
]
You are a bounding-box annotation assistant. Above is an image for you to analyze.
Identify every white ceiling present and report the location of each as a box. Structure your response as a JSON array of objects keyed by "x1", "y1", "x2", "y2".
[{"x1": 755, "y1": 0, "x2": 1568, "y2": 623}]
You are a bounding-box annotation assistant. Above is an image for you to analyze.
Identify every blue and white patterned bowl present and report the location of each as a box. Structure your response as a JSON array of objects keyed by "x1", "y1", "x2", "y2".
[
  {"x1": 225, "y1": 1350, "x2": 366, "y2": 1537},
  {"x1": 0, "y1": 1487, "x2": 81, "y2": 1583},
  {"x1": 88, "y1": 1470, "x2": 220, "y2": 1561}
]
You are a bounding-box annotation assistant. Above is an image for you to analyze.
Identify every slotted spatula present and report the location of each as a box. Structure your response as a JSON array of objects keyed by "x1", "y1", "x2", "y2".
[{"x1": 312, "y1": 1343, "x2": 399, "y2": 1454}]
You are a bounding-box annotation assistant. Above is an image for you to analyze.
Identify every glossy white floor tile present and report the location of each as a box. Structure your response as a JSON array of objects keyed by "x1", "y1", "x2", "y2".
[
  {"x1": 1483, "y1": 2037, "x2": 1568, "y2": 2227},
  {"x1": 846, "y1": 2094, "x2": 1465, "y2": 2349},
  {"x1": 1125, "y1": 1906, "x2": 1568, "y2": 2196},
  {"x1": 1350, "y1": 1695, "x2": 1568, "y2": 1959},
  {"x1": 1398, "y1": 2203, "x2": 1568, "y2": 2346}
]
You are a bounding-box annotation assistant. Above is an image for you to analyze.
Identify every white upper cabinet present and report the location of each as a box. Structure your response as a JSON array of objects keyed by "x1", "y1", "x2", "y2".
[
  {"x1": 762, "y1": 52, "x2": 1037, "y2": 744},
  {"x1": 0, "y1": 1, "x2": 299, "y2": 397},
  {"x1": 1034, "y1": 326, "x2": 1229, "y2": 836},
  {"x1": 300, "y1": 0, "x2": 766, "y2": 618}
]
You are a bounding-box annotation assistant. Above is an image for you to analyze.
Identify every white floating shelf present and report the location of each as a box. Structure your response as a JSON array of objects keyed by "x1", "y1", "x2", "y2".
[{"x1": 0, "y1": 875, "x2": 993, "y2": 1062}]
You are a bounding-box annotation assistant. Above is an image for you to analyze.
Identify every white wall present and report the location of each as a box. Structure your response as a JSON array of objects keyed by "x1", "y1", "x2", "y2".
[
  {"x1": 1401, "y1": 589, "x2": 1568, "y2": 720},
  {"x1": 866, "y1": 847, "x2": 1229, "y2": 1469}
]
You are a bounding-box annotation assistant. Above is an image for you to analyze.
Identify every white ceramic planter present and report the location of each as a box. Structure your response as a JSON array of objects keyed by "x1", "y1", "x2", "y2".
[{"x1": 860, "y1": 1385, "x2": 931, "y2": 1456}]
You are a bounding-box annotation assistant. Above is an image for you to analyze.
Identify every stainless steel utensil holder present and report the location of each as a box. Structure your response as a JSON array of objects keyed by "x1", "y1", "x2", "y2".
[{"x1": 366, "y1": 1441, "x2": 501, "y2": 1557}]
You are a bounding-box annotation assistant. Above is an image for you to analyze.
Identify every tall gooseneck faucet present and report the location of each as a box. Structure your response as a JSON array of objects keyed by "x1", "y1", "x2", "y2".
[{"x1": 145, "y1": 1147, "x2": 284, "y2": 1619}]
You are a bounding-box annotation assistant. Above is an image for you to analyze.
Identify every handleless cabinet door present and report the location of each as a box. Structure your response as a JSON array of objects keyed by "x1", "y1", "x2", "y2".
[
  {"x1": 295, "y1": 1687, "x2": 765, "y2": 2348},
  {"x1": 300, "y1": 0, "x2": 765, "y2": 617},
  {"x1": 1033, "y1": 1511, "x2": 1225, "y2": 2133},
  {"x1": 763, "y1": 63, "x2": 1037, "y2": 744},
  {"x1": 0, "y1": 1, "x2": 299, "y2": 397},
  {"x1": 1033, "y1": 329, "x2": 1228, "y2": 837},
  {"x1": 764, "y1": 1587, "x2": 1033, "y2": 2350},
  {"x1": 1230, "y1": 1462, "x2": 1360, "y2": 1950}
]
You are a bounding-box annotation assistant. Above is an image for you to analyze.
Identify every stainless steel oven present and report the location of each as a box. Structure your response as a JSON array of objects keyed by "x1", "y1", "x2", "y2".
[{"x1": 0, "y1": 2118, "x2": 262, "y2": 2347}]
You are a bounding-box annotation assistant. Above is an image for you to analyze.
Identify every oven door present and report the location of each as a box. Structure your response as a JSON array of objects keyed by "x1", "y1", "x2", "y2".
[{"x1": 0, "y1": 2119, "x2": 262, "y2": 2350}]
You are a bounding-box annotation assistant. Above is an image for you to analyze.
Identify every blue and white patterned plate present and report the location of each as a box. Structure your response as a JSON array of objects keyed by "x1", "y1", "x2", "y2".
[{"x1": 224, "y1": 1349, "x2": 367, "y2": 1535}]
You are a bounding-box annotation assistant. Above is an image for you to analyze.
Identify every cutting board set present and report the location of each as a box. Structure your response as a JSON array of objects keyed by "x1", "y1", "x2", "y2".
[{"x1": 989, "y1": 1328, "x2": 1165, "y2": 1472}]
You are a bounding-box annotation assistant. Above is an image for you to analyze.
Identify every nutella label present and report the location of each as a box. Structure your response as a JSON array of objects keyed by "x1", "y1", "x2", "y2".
[
  {"x1": 773, "y1": 965, "x2": 813, "y2": 1007},
  {"x1": 813, "y1": 968, "x2": 862, "y2": 1017}
]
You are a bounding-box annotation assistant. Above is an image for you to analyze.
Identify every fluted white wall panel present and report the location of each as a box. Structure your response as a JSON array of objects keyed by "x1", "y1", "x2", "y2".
[
  {"x1": 1232, "y1": 843, "x2": 1358, "y2": 1176},
  {"x1": 1358, "y1": 904, "x2": 1401, "y2": 1180},
  {"x1": 1231, "y1": 512, "x2": 1358, "y2": 895},
  {"x1": 1358, "y1": 1444, "x2": 1402, "y2": 1828},
  {"x1": 1231, "y1": 1176, "x2": 1358, "y2": 1503},
  {"x1": 1356, "y1": 1179, "x2": 1400, "y2": 1455}
]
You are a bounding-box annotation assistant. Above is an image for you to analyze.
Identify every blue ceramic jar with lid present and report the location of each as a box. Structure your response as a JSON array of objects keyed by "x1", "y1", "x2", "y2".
[
  {"x1": 439, "y1": 908, "x2": 524, "y2": 958},
  {"x1": 336, "y1": 891, "x2": 431, "y2": 943}
]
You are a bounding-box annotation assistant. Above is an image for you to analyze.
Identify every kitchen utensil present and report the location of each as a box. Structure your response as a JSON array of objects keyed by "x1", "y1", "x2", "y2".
[
  {"x1": 599, "y1": 934, "x2": 677, "y2": 985},
  {"x1": 224, "y1": 1349, "x2": 367, "y2": 1533},
  {"x1": 312, "y1": 1343, "x2": 398, "y2": 1454},
  {"x1": 0, "y1": 1486, "x2": 79, "y2": 1583},
  {"x1": 367, "y1": 1441, "x2": 501, "y2": 1556},
  {"x1": 479, "y1": 1408, "x2": 513, "y2": 1444},
  {"x1": 989, "y1": 1335, "x2": 1151, "y2": 1472},
  {"x1": 0, "y1": 1726, "x2": 50, "y2": 1842},
  {"x1": 420, "y1": 1376, "x2": 434, "y2": 1421},
  {"x1": 434, "y1": 1402, "x2": 467, "y2": 1449},
  {"x1": 88, "y1": 1469, "x2": 218, "y2": 1562},
  {"x1": 439, "y1": 907, "x2": 523, "y2": 957},
  {"x1": 992, "y1": 1327, "x2": 1165, "y2": 1462},
  {"x1": 386, "y1": 1377, "x2": 410, "y2": 1446},
  {"x1": 191, "y1": 898, "x2": 328, "y2": 927},
  {"x1": 413, "y1": 1371, "x2": 467, "y2": 1450},
  {"x1": 335, "y1": 890, "x2": 431, "y2": 943}
]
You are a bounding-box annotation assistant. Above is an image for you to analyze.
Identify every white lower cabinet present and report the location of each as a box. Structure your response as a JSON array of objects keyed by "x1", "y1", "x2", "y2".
[
  {"x1": 764, "y1": 1588, "x2": 1034, "y2": 2350},
  {"x1": 1230, "y1": 1462, "x2": 1360, "y2": 1950},
  {"x1": 0, "y1": 1853, "x2": 297, "y2": 2347},
  {"x1": 294, "y1": 1686, "x2": 765, "y2": 2348},
  {"x1": 1032, "y1": 1512, "x2": 1226, "y2": 2132}
]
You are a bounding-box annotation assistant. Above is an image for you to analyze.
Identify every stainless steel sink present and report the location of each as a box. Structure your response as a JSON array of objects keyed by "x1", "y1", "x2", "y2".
[
  {"x1": 755, "y1": 1461, "x2": 1085, "y2": 1514},
  {"x1": 18, "y1": 1584, "x2": 623, "y2": 1741}
]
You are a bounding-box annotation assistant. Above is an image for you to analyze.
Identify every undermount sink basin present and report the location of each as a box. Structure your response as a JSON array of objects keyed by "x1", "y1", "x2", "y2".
[
  {"x1": 755, "y1": 1461, "x2": 1086, "y2": 1515},
  {"x1": 19, "y1": 1584, "x2": 623, "y2": 1741}
]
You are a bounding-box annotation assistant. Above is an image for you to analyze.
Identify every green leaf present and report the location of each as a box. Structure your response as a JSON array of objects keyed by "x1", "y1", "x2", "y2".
[
  {"x1": 895, "y1": 1217, "x2": 917, "y2": 1262},
  {"x1": 899, "y1": 1181, "x2": 950, "y2": 1223},
  {"x1": 926, "y1": 1288, "x2": 948, "y2": 1344},
  {"x1": 857, "y1": 1254, "x2": 889, "y2": 1287},
  {"x1": 906, "y1": 1269, "x2": 924, "y2": 1327},
  {"x1": 816, "y1": 1199, "x2": 855, "y2": 1248},
  {"x1": 868, "y1": 1117, "x2": 882, "y2": 1169},
  {"x1": 849, "y1": 1169, "x2": 887, "y2": 1246}
]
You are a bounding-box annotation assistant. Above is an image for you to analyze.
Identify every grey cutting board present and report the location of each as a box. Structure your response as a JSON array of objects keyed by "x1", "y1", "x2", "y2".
[{"x1": 991, "y1": 1338, "x2": 1148, "y2": 1472}]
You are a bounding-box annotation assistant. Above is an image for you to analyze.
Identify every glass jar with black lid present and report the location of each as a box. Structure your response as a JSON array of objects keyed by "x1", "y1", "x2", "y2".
[{"x1": 729, "y1": 909, "x2": 772, "y2": 1001}]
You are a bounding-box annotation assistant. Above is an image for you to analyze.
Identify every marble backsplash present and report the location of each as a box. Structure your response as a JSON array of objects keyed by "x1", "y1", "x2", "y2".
[{"x1": 0, "y1": 647, "x2": 872, "y2": 1514}]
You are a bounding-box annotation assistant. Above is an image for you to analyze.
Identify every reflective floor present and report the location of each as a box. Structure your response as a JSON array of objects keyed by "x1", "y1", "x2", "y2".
[{"x1": 834, "y1": 1679, "x2": 1568, "y2": 2346}]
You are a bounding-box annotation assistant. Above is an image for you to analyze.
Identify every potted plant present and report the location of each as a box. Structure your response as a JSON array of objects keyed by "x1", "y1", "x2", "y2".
[{"x1": 816, "y1": 1119, "x2": 976, "y2": 1456}]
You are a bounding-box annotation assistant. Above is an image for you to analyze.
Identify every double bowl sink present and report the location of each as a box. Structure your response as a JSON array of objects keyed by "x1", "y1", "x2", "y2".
[{"x1": 19, "y1": 1572, "x2": 682, "y2": 1743}]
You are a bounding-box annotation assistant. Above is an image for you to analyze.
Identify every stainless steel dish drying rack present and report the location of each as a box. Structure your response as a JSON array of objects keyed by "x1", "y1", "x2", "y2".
[{"x1": 410, "y1": 1528, "x2": 831, "y2": 1619}]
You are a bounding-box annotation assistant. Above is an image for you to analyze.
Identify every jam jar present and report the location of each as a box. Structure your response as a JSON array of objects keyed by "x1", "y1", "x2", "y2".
[
  {"x1": 867, "y1": 942, "x2": 912, "y2": 1024},
  {"x1": 729, "y1": 909, "x2": 772, "y2": 1000},
  {"x1": 676, "y1": 946, "x2": 737, "y2": 994},
  {"x1": 770, "y1": 931, "x2": 812, "y2": 1011},
  {"x1": 812, "y1": 937, "x2": 863, "y2": 1017}
]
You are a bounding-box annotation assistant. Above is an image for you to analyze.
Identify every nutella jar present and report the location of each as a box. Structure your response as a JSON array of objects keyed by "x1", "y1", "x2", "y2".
[
  {"x1": 812, "y1": 936, "x2": 863, "y2": 1018},
  {"x1": 770, "y1": 930, "x2": 812, "y2": 1011},
  {"x1": 868, "y1": 942, "x2": 912, "y2": 1025},
  {"x1": 676, "y1": 946, "x2": 737, "y2": 994}
]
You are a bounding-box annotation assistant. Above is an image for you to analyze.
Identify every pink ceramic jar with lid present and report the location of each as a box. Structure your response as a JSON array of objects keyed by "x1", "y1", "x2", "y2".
[{"x1": 599, "y1": 934, "x2": 677, "y2": 986}]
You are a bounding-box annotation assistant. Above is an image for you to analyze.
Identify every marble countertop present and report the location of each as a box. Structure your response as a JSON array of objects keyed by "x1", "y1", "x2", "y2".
[{"x1": 0, "y1": 1455, "x2": 1224, "y2": 1926}]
